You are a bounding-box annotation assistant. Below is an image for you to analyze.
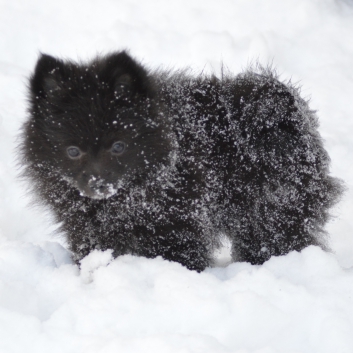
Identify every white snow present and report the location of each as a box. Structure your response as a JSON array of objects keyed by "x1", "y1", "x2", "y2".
[{"x1": 1, "y1": 0, "x2": 353, "y2": 352}]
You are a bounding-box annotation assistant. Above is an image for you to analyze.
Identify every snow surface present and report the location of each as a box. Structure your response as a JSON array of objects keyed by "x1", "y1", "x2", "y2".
[{"x1": 1, "y1": 0, "x2": 353, "y2": 352}]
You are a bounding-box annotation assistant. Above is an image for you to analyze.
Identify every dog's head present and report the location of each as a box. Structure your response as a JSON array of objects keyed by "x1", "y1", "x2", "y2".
[{"x1": 24, "y1": 51, "x2": 170, "y2": 199}]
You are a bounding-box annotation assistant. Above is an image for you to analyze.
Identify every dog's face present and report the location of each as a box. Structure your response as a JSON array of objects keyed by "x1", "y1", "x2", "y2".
[{"x1": 25, "y1": 52, "x2": 170, "y2": 199}]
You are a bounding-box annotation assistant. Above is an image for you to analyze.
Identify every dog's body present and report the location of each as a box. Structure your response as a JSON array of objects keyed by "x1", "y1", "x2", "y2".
[{"x1": 20, "y1": 52, "x2": 343, "y2": 271}]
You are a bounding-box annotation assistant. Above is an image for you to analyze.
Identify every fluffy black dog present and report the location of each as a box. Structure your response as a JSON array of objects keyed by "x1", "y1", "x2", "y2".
[{"x1": 20, "y1": 51, "x2": 343, "y2": 271}]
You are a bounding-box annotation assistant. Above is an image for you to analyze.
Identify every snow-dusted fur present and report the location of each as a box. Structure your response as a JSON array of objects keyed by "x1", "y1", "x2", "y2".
[{"x1": 20, "y1": 51, "x2": 343, "y2": 271}]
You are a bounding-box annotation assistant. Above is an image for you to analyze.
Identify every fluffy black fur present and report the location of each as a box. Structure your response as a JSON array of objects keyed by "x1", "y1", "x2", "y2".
[{"x1": 20, "y1": 51, "x2": 343, "y2": 271}]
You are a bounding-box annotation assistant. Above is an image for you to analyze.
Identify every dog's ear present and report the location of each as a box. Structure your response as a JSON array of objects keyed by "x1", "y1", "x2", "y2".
[
  {"x1": 101, "y1": 51, "x2": 152, "y2": 99},
  {"x1": 114, "y1": 73, "x2": 133, "y2": 97},
  {"x1": 30, "y1": 54, "x2": 67, "y2": 98}
]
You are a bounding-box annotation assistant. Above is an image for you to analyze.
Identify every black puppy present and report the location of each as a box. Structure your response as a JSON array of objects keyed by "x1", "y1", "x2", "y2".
[{"x1": 20, "y1": 51, "x2": 343, "y2": 271}]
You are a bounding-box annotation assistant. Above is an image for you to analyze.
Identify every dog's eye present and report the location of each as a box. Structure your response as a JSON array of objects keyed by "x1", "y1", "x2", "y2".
[
  {"x1": 67, "y1": 146, "x2": 81, "y2": 159},
  {"x1": 111, "y1": 141, "x2": 126, "y2": 155}
]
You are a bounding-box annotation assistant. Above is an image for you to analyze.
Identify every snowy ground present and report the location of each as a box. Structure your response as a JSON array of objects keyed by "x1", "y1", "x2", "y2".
[{"x1": 1, "y1": 0, "x2": 353, "y2": 352}]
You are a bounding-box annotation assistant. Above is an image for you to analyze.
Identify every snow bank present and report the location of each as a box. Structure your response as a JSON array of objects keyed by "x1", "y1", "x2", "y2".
[{"x1": 1, "y1": 244, "x2": 353, "y2": 353}]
